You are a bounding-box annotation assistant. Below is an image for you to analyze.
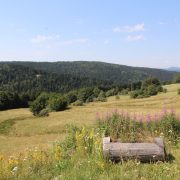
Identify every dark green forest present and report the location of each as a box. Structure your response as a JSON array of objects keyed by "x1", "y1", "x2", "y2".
[
  {"x1": 0, "y1": 61, "x2": 178, "y2": 111},
  {"x1": 4, "y1": 61, "x2": 177, "y2": 83}
]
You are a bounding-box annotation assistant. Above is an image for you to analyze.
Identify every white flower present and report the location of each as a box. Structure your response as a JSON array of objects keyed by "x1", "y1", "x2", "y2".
[
  {"x1": 12, "y1": 166, "x2": 18, "y2": 172},
  {"x1": 160, "y1": 132, "x2": 164, "y2": 137}
]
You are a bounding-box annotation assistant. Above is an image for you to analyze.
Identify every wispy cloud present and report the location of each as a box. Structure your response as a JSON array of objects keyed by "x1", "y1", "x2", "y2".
[
  {"x1": 31, "y1": 35, "x2": 53, "y2": 43},
  {"x1": 126, "y1": 35, "x2": 145, "y2": 42},
  {"x1": 159, "y1": 22, "x2": 166, "y2": 25},
  {"x1": 113, "y1": 23, "x2": 145, "y2": 33},
  {"x1": 31, "y1": 34, "x2": 89, "y2": 46},
  {"x1": 104, "y1": 40, "x2": 109, "y2": 45},
  {"x1": 60, "y1": 38, "x2": 89, "y2": 45}
]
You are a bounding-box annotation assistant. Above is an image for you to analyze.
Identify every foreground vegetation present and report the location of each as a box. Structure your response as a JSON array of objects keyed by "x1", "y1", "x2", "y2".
[
  {"x1": 1, "y1": 111, "x2": 180, "y2": 179},
  {"x1": 0, "y1": 84, "x2": 180, "y2": 179}
]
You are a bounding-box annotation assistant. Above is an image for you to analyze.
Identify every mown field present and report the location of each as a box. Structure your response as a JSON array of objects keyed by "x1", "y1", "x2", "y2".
[{"x1": 0, "y1": 84, "x2": 180, "y2": 156}]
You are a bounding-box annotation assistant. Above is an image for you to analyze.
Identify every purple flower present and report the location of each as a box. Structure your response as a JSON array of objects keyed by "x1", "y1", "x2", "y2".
[
  {"x1": 96, "y1": 112, "x2": 100, "y2": 119},
  {"x1": 133, "y1": 113, "x2": 137, "y2": 121},
  {"x1": 146, "y1": 114, "x2": 152, "y2": 122},
  {"x1": 170, "y1": 106, "x2": 175, "y2": 115},
  {"x1": 138, "y1": 113, "x2": 143, "y2": 122},
  {"x1": 162, "y1": 106, "x2": 167, "y2": 115}
]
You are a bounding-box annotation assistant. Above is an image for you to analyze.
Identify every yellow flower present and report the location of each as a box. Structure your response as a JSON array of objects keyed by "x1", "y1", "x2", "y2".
[
  {"x1": 0, "y1": 155, "x2": 4, "y2": 161},
  {"x1": 54, "y1": 146, "x2": 62, "y2": 161},
  {"x1": 89, "y1": 128, "x2": 94, "y2": 139},
  {"x1": 8, "y1": 157, "x2": 19, "y2": 168}
]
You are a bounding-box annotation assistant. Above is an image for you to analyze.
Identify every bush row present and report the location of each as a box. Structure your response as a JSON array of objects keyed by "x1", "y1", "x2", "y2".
[{"x1": 130, "y1": 77, "x2": 164, "y2": 99}]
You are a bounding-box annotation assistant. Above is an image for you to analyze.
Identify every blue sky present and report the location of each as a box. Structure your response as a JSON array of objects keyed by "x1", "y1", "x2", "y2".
[{"x1": 0, "y1": 0, "x2": 180, "y2": 68}]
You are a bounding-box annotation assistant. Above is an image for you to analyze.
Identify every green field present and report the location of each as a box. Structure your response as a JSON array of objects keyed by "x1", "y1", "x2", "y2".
[
  {"x1": 0, "y1": 84, "x2": 180, "y2": 156},
  {"x1": 0, "y1": 84, "x2": 180, "y2": 179}
]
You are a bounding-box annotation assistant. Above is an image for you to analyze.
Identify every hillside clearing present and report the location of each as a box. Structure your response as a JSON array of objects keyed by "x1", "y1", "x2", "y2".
[{"x1": 0, "y1": 84, "x2": 180, "y2": 156}]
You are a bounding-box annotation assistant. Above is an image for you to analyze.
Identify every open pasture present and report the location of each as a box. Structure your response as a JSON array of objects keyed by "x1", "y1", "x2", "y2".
[{"x1": 0, "y1": 84, "x2": 180, "y2": 156}]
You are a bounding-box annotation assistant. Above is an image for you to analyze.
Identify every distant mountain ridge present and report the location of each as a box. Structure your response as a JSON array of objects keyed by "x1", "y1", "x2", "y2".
[
  {"x1": 0, "y1": 61, "x2": 178, "y2": 95},
  {"x1": 167, "y1": 67, "x2": 180, "y2": 72},
  {"x1": 0, "y1": 63, "x2": 111, "y2": 94},
  {"x1": 1, "y1": 61, "x2": 177, "y2": 84}
]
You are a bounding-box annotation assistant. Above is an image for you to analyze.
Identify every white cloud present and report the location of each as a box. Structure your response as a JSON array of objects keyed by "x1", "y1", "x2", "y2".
[
  {"x1": 31, "y1": 35, "x2": 53, "y2": 43},
  {"x1": 31, "y1": 34, "x2": 89, "y2": 46},
  {"x1": 159, "y1": 22, "x2": 166, "y2": 25},
  {"x1": 104, "y1": 40, "x2": 109, "y2": 45},
  {"x1": 113, "y1": 23, "x2": 145, "y2": 33},
  {"x1": 126, "y1": 35, "x2": 145, "y2": 42},
  {"x1": 60, "y1": 38, "x2": 89, "y2": 45}
]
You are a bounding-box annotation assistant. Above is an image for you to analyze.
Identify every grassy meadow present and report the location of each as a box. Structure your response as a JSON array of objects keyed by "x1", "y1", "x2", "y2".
[
  {"x1": 0, "y1": 83, "x2": 180, "y2": 179},
  {"x1": 0, "y1": 84, "x2": 180, "y2": 156}
]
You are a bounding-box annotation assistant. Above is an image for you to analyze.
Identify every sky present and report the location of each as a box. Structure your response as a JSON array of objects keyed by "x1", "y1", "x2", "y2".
[{"x1": 0, "y1": 0, "x2": 180, "y2": 68}]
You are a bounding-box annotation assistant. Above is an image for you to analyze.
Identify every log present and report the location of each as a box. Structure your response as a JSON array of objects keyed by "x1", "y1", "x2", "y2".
[{"x1": 103, "y1": 137, "x2": 166, "y2": 162}]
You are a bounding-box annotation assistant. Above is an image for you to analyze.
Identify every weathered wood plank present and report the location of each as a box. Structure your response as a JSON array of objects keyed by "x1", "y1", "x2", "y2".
[{"x1": 103, "y1": 137, "x2": 166, "y2": 162}]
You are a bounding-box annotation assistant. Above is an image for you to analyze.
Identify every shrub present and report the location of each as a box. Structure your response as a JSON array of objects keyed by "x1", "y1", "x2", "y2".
[
  {"x1": 38, "y1": 108, "x2": 49, "y2": 117},
  {"x1": 178, "y1": 89, "x2": 180, "y2": 95},
  {"x1": 65, "y1": 91, "x2": 78, "y2": 104},
  {"x1": 130, "y1": 77, "x2": 163, "y2": 99},
  {"x1": 120, "y1": 89, "x2": 129, "y2": 95},
  {"x1": 77, "y1": 88, "x2": 94, "y2": 102},
  {"x1": 93, "y1": 87, "x2": 101, "y2": 98},
  {"x1": 105, "y1": 88, "x2": 116, "y2": 97},
  {"x1": 146, "y1": 85, "x2": 159, "y2": 96},
  {"x1": 163, "y1": 88, "x2": 167, "y2": 93},
  {"x1": 97, "y1": 91, "x2": 107, "y2": 102},
  {"x1": 0, "y1": 91, "x2": 25, "y2": 110},
  {"x1": 115, "y1": 95, "x2": 120, "y2": 100},
  {"x1": 73, "y1": 100, "x2": 84, "y2": 106},
  {"x1": 174, "y1": 74, "x2": 180, "y2": 83},
  {"x1": 130, "y1": 90, "x2": 139, "y2": 99},
  {"x1": 49, "y1": 95, "x2": 68, "y2": 111},
  {"x1": 30, "y1": 93, "x2": 49, "y2": 116}
]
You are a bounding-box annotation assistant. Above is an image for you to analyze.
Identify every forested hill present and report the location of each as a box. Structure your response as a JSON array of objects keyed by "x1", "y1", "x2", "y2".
[
  {"x1": 6, "y1": 61, "x2": 177, "y2": 84},
  {"x1": 0, "y1": 63, "x2": 111, "y2": 95}
]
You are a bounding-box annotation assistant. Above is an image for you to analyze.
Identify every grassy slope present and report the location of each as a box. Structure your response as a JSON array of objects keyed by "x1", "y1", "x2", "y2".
[{"x1": 0, "y1": 84, "x2": 180, "y2": 156}]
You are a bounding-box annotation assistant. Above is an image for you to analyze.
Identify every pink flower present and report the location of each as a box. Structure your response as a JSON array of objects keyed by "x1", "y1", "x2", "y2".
[
  {"x1": 96, "y1": 112, "x2": 100, "y2": 119},
  {"x1": 138, "y1": 113, "x2": 143, "y2": 122},
  {"x1": 162, "y1": 106, "x2": 167, "y2": 115},
  {"x1": 170, "y1": 106, "x2": 175, "y2": 115},
  {"x1": 146, "y1": 114, "x2": 152, "y2": 122},
  {"x1": 133, "y1": 113, "x2": 137, "y2": 121}
]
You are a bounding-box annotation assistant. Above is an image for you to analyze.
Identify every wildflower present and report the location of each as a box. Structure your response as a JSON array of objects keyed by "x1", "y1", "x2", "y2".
[
  {"x1": 113, "y1": 108, "x2": 118, "y2": 114},
  {"x1": 168, "y1": 130, "x2": 173, "y2": 133},
  {"x1": 138, "y1": 113, "x2": 143, "y2": 122},
  {"x1": 146, "y1": 114, "x2": 151, "y2": 122},
  {"x1": 162, "y1": 106, "x2": 167, "y2": 115},
  {"x1": 96, "y1": 112, "x2": 100, "y2": 119},
  {"x1": 54, "y1": 146, "x2": 62, "y2": 161},
  {"x1": 170, "y1": 106, "x2": 175, "y2": 115},
  {"x1": 160, "y1": 132, "x2": 164, "y2": 137},
  {"x1": 133, "y1": 113, "x2": 137, "y2": 121},
  {"x1": 11, "y1": 166, "x2": 18, "y2": 173},
  {"x1": 136, "y1": 161, "x2": 140, "y2": 166},
  {"x1": 89, "y1": 128, "x2": 94, "y2": 139},
  {"x1": 0, "y1": 155, "x2": 3, "y2": 161},
  {"x1": 154, "y1": 113, "x2": 159, "y2": 121}
]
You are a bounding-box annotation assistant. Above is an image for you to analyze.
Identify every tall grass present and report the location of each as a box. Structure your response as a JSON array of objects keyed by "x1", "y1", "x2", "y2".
[
  {"x1": 97, "y1": 108, "x2": 180, "y2": 143},
  {"x1": 1, "y1": 109, "x2": 180, "y2": 179}
]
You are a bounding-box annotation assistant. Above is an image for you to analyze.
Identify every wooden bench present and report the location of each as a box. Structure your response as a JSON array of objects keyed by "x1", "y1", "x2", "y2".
[{"x1": 103, "y1": 137, "x2": 166, "y2": 162}]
